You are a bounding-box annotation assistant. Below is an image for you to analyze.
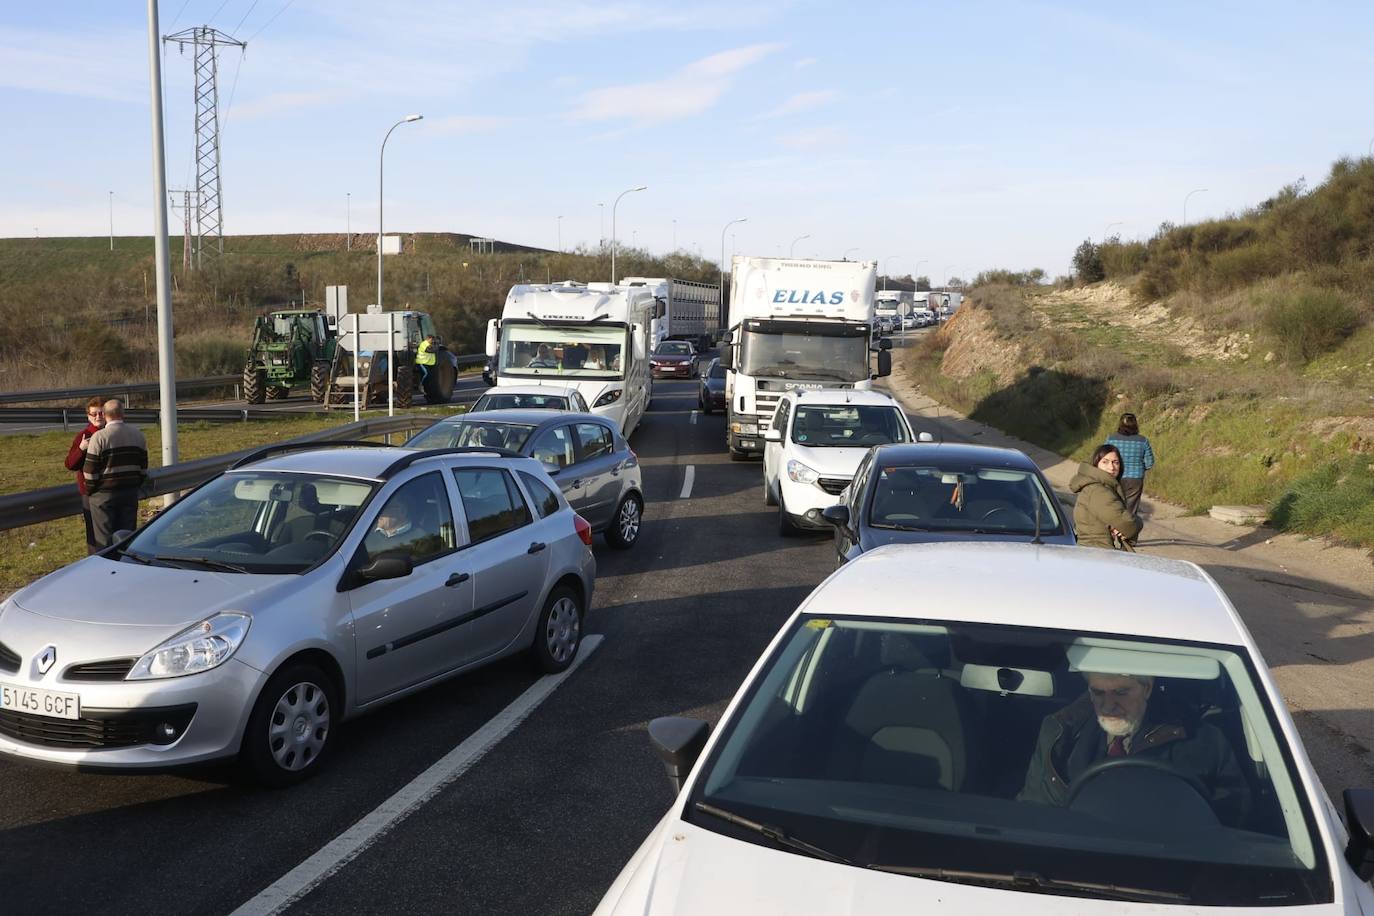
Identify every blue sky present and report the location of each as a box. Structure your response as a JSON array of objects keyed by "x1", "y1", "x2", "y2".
[{"x1": 2, "y1": 1, "x2": 1372, "y2": 279}]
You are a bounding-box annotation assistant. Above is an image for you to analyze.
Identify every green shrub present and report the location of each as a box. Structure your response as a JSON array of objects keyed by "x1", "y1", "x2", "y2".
[
  {"x1": 1270, "y1": 457, "x2": 1374, "y2": 546},
  {"x1": 1099, "y1": 240, "x2": 1147, "y2": 279},
  {"x1": 178, "y1": 336, "x2": 248, "y2": 376},
  {"x1": 1207, "y1": 243, "x2": 1282, "y2": 290},
  {"x1": 1260, "y1": 287, "x2": 1360, "y2": 363},
  {"x1": 1072, "y1": 240, "x2": 1105, "y2": 283}
]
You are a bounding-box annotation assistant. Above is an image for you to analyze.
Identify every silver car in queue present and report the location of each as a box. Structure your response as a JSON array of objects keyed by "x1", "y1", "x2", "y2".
[
  {"x1": 0, "y1": 444, "x2": 596, "y2": 786},
  {"x1": 406, "y1": 409, "x2": 645, "y2": 550}
]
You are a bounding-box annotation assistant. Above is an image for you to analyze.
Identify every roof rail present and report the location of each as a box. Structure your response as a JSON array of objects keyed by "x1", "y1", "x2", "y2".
[
  {"x1": 380, "y1": 446, "x2": 523, "y2": 479},
  {"x1": 229, "y1": 440, "x2": 392, "y2": 471}
]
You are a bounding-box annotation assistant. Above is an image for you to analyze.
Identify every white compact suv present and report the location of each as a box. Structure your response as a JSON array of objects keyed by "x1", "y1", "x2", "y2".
[{"x1": 762, "y1": 389, "x2": 915, "y2": 535}]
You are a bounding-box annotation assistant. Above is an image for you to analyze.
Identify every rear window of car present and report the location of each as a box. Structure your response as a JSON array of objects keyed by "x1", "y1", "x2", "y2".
[
  {"x1": 655, "y1": 342, "x2": 692, "y2": 355},
  {"x1": 475, "y1": 393, "x2": 569, "y2": 411},
  {"x1": 518, "y1": 471, "x2": 561, "y2": 519},
  {"x1": 407, "y1": 421, "x2": 536, "y2": 451}
]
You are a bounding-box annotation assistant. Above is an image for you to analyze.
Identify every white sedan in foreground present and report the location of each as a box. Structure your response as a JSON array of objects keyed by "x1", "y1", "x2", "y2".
[{"x1": 596, "y1": 544, "x2": 1374, "y2": 914}]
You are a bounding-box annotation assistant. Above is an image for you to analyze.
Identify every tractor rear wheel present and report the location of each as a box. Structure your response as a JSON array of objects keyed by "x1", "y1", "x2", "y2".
[
  {"x1": 422, "y1": 358, "x2": 456, "y2": 404},
  {"x1": 309, "y1": 362, "x2": 329, "y2": 402},
  {"x1": 266, "y1": 386, "x2": 288, "y2": 400},
  {"x1": 394, "y1": 362, "x2": 414, "y2": 409},
  {"x1": 243, "y1": 364, "x2": 266, "y2": 405}
]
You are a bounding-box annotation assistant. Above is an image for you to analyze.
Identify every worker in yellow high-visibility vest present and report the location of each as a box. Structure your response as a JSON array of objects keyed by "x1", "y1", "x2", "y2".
[{"x1": 416, "y1": 334, "x2": 437, "y2": 386}]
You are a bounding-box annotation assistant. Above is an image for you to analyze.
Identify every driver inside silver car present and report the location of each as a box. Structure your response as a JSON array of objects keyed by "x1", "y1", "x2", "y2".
[{"x1": 1018, "y1": 670, "x2": 1252, "y2": 825}]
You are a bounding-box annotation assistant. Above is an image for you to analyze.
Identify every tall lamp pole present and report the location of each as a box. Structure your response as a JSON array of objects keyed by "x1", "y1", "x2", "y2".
[
  {"x1": 108, "y1": 191, "x2": 114, "y2": 251},
  {"x1": 145, "y1": 0, "x2": 177, "y2": 477},
  {"x1": 719, "y1": 217, "x2": 747, "y2": 319},
  {"x1": 377, "y1": 114, "x2": 423, "y2": 311},
  {"x1": 556, "y1": 214, "x2": 563, "y2": 252},
  {"x1": 882, "y1": 256, "x2": 901, "y2": 291},
  {"x1": 1183, "y1": 188, "x2": 1207, "y2": 225},
  {"x1": 789, "y1": 234, "x2": 810, "y2": 257},
  {"x1": 843, "y1": 246, "x2": 859, "y2": 261},
  {"x1": 610, "y1": 185, "x2": 646, "y2": 283}
]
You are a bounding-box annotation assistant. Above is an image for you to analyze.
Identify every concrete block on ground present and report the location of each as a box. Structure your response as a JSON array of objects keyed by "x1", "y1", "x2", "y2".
[{"x1": 1209, "y1": 505, "x2": 1269, "y2": 525}]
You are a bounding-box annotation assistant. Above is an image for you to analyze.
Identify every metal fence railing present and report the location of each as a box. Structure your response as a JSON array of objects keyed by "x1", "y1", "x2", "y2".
[{"x1": 0, "y1": 415, "x2": 437, "y2": 532}]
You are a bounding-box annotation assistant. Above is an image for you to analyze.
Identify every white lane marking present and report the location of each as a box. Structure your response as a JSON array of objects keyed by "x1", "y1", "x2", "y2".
[
  {"x1": 229, "y1": 635, "x2": 604, "y2": 916},
  {"x1": 690, "y1": 410, "x2": 698, "y2": 425},
  {"x1": 679, "y1": 465, "x2": 695, "y2": 499}
]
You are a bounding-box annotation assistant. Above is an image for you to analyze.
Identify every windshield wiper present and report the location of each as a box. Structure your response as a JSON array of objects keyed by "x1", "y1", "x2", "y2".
[
  {"x1": 153, "y1": 554, "x2": 251, "y2": 574},
  {"x1": 120, "y1": 549, "x2": 154, "y2": 565},
  {"x1": 694, "y1": 802, "x2": 854, "y2": 867},
  {"x1": 866, "y1": 865, "x2": 1189, "y2": 904}
]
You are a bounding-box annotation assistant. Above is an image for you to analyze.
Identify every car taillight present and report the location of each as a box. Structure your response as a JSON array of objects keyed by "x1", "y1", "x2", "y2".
[{"x1": 574, "y1": 514, "x2": 594, "y2": 546}]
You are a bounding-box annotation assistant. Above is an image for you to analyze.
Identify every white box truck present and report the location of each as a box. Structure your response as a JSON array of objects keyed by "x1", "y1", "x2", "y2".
[
  {"x1": 874, "y1": 290, "x2": 914, "y2": 333},
  {"x1": 619, "y1": 277, "x2": 721, "y2": 352},
  {"x1": 720, "y1": 256, "x2": 891, "y2": 459},
  {"x1": 485, "y1": 281, "x2": 656, "y2": 437}
]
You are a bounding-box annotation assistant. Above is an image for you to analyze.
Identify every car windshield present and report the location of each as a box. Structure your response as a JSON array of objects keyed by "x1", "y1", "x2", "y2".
[
  {"x1": 791, "y1": 405, "x2": 910, "y2": 448},
  {"x1": 740, "y1": 329, "x2": 870, "y2": 383},
  {"x1": 123, "y1": 472, "x2": 374, "y2": 574},
  {"x1": 405, "y1": 420, "x2": 537, "y2": 451},
  {"x1": 473, "y1": 393, "x2": 569, "y2": 411},
  {"x1": 869, "y1": 464, "x2": 1065, "y2": 535},
  {"x1": 655, "y1": 342, "x2": 692, "y2": 356},
  {"x1": 688, "y1": 617, "x2": 1329, "y2": 906},
  {"x1": 499, "y1": 322, "x2": 624, "y2": 379}
]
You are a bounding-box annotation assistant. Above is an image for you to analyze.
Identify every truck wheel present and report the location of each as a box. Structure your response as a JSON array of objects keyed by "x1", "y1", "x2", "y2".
[
  {"x1": 266, "y1": 386, "x2": 288, "y2": 400},
  {"x1": 243, "y1": 364, "x2": 266, "y2": 405},
  {"x1": 729, "y1": 448, "x2": 749, "y2": 462},
  {"x1": 310, "y1": 362, "x2": 329, "y2": 403},
  {"x1": 394, "y1": 362, "x2": 414, "y2": 409}
]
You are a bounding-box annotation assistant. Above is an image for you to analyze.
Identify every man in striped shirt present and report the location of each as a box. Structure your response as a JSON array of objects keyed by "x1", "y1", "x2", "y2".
[{"x1": 83, "y1": 399, "x2": 148, "y2": 548}]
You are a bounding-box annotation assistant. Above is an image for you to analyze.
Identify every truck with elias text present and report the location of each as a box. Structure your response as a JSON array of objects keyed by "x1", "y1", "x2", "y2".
[{"x1": 719, "y1": 256, "x2": 891, "y2": 460}]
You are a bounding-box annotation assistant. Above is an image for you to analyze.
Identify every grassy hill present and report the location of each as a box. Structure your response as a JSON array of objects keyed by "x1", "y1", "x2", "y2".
[{"x1": 0, "y1": 233, "x2": 717, "y2": 392}]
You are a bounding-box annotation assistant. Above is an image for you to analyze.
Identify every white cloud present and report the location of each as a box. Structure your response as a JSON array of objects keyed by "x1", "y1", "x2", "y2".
[
  {"x1": 794, "y1": 57, "x2": 817, "y2": 69},
  {"x1": 758, "y1": 89, "x2": 839, "y2": 119},
  {"x1": 567, "y1": 43, "x2": 780, "y2": 125}
]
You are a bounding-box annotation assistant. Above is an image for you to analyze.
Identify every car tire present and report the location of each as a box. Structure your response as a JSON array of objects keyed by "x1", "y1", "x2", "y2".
[
  {"x1": 729, "y1": 448, "x2": 749, "y2": 462},
  {"x1": 778, "y1": 495, "x2": 798, "y2": 538},
  {"x1": 241, "y1": 662, "x2": 338, "y2": 788},
  {"x1": 530, "y1": 585, "x2": 583, "y2": 673},
  {"x1": 605, "y1": 492, "x2": 643, "y2": 549},
  {"x1": 764, "y1": 477, "x2": 777, "y2": 507}
]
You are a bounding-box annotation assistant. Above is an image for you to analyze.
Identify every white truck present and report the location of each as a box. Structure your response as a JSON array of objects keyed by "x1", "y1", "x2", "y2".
[
  {"x1": 619, "y1": 277, "x2": 721, "y2": 352},
  {"x1": 720, "y1": 256, "x2": 891, "y2": 460},
  {"x1": 485, "y1": 281, "x2": 656, "y2": 437},
  {"x1": 874, "y1": 290, "x2": 914, "y2": 333}
]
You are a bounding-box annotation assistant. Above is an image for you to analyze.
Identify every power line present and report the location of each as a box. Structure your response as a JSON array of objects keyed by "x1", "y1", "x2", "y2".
[
  {"x1": 167, "y1": 0, "x2": 194, "y2": 32},
  {"x1": 207, "y1": 0, "x2": 233, "y2": 26},
  {"x1": 233, "y1": 0, "x2": 264, "y2": 34},
  {"x1": 246, "y1": 0, "x2": 297, "y2": 42}
]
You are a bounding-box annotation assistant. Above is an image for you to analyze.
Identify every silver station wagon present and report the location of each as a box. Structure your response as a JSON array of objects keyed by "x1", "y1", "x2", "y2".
[{"x1": 0, "y1": 444, "x2": 596, "y2": 786}]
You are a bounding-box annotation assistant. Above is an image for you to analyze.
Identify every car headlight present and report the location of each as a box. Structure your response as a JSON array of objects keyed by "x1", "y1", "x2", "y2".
[
  {"x1": 787, "y1": 459, "x2": 819, "y2": 484},
  {"x1": 593, "y1": 388, "x2": 623, "y2": 408},
  {"x1": 127, "y1": 612, "x2": 251, "y2": 680},
  {"x1": 731, "y1": 422, "x2": 758, "y2": 435}
]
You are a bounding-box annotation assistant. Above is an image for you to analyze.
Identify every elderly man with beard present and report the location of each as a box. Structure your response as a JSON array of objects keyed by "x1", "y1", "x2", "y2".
[{"x1": 1018, "y1": 672, "x2": 1251, "y2": 826}]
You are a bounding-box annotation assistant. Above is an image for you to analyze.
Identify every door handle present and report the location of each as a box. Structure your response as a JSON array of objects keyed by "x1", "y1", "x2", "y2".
[
  {"x1": 527, "y1": 541, "x2": 547, "y2": 554},
  {"x1": 570, "y1": 479, "x2": 583, "y2": 488},
  {"x1": 445, "y1": 572, "x2": 470, "y2": 587}
]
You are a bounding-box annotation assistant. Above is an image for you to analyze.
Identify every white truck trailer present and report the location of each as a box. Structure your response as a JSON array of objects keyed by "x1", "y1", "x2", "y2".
[
  {"x1": 875, "y1": 290, "x2": 914, "y2": 332},
  {"x1": 620, "y1": 276, "x2": 721, "y2": 352},
  {"x1": 485, "y1": 281, "x2": 656, "y2": 437},
  {"x1": 720, "y1": 256, "x2": 891, "y2": 460}
]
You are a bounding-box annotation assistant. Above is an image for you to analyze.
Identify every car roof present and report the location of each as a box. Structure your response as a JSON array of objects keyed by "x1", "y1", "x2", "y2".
[
  {"x1": 784, "y1": 388, "x2": 902, "y2": 407},
  {"x1": 870, "y1": 441, "x2": 1043, "y2": 470},
  {"x1": 800, "y1": 543, "x2": 1243, "y2": 646},
  {"x1": 234, "y1": 445, "x2": 539, "y2": 481},
  {"x1": 477, "y1": 385, "x2": 579, "y2": 397},
  {"x1": 431, "y1": 408, "x2": 613, "y2": 429}
]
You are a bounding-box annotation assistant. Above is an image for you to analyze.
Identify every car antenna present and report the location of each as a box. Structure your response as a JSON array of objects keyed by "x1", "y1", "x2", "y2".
[{"x1": 1031, "y1": 485, "x2": 1044, "y2": 545}]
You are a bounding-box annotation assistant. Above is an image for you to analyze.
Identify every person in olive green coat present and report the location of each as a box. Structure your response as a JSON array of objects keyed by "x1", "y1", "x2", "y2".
[{"x1": 1071, "y1": 444, "x2": 1142, "y2": 550}]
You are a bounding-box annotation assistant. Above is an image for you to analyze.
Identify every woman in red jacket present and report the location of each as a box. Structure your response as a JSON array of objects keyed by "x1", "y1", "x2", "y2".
[{"x1": 64, "y1": 396, "x2": 105, "y2": 553}]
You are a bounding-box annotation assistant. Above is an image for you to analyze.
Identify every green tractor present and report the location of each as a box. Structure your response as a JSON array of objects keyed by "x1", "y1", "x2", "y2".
[{"x1": 242, "y1": 310, "x2": 337, "y2": 404}]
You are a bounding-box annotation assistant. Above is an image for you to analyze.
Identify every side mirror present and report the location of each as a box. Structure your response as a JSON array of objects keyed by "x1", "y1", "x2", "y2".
[
  {"x1": 1344, "y1": 788, "x2": 1374, "y2": 881},
  {"x1": 720, "y1": 330, "x2": 733, "y2": 345},
  {"x1": 484, "y1": 319, "x2": 499, "y2": 358},
  {"x1": 358, "y1": 554, "x2": 414, "y2": 582},
  {"x1": 820, "y1": 505, "x2": 850, "y2": 529},
  {"x1": 879, "y1": 338, "x2": 893, "y2": 351},
  {"x1": 648, "y1": 716, "x2": 712, "y2": 793},
  {"x1": 876, "y1": 350, "x2": 892, "y2": 378},
  {"x1": 111, "y1": 529, "x2": 135, "y2": 545},
  {"x1": 719, "y1": 347, "x2": 734, "y2": 370},
  {"x1": 918, "y1": 431, "x2": 936, "y2": 443},
  {"x1": 764, "y1": 428, "x2": 782, "y2": 442}
]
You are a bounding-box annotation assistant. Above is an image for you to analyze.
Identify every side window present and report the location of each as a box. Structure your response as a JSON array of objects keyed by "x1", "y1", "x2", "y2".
[
  {"x1": 574, "y1": 392, "x2": 589, "y2": 412},
  {"x1": 574, "y1": 423, "x2": 613, "y2": 461},
  {"x1": 518, "y1": 471, "x2": 562, "y2": 519},
  {"x1": 362, "y1": 473, "x2": 456, "y2": 566},
  {"x1": 849, "y1": 454, "x2": 873, "y2": 512},
  {"x1": 453, "y1": 468, "x2": 532, "y2": 543},
  {"x1": 529, "y1": 425, "x2": 575, "y2": 469}
]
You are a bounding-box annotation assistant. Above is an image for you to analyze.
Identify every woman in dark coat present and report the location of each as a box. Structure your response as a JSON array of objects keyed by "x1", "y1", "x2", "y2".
[
  {"x1": 64, "y1": 396, "x2": 105, "y2": 553},
  {"x1": 1070, "y1": 444, "x2": 1142, "y2": 550}
]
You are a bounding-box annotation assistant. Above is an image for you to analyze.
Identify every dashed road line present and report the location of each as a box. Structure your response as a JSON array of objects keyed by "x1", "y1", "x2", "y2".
[
  {"x1": 679, "y1": 465, "x2": 695, "y2": 499},
  {"x1": 690, "y1": 410, "x2": 698, "y2": 424},
  {"x1": 228, "y1": 635, "x2": 604, "y2": 916}
]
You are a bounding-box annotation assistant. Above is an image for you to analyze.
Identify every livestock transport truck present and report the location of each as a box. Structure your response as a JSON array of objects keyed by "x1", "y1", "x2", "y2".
[
  {"x1": 486, "y1": 281, "x2": 656, "y2": 437},
  {"x1": 720, "y1": 256, "x2": 891, "y2": 460},
  {"x1": 620, "y1": 277, "x2": 721, "y2": 352}
]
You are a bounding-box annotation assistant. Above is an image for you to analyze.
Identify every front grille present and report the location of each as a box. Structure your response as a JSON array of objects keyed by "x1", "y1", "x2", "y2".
[
  {"x1": 0, "y1": 704, "x2": 197, "y2": 750},
  {"x1": 63, "y1": 658, "x2": 138, "y2": 682},
  {"x1": 817, "y1": 477, "x2": 852, "y2": 496},
  {"x1": 0, "y1": 641, "x2": 19, "y2": 675},
  {"x1": 754, "y1": 393, "x2": 781, "y2": 425}
]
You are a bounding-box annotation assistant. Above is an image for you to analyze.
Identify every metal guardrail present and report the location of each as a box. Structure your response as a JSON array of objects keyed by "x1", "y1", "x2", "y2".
[
  {"x1": 0, "y1": 406, "x2": 325, "y2": 427},
  {"x1": 0, "y1": 415, "x2": 437, "y2": 532},
  {"x1": 0, "y1": 351, "x2": 488, "y2": 407}
]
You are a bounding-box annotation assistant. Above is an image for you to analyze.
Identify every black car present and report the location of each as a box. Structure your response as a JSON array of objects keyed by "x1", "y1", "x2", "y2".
[
  {"x1": 820, "y1": 442, "x2": 1076, "y2": 566},
  {"x1": 698, "y1": 358, "x2": 726, "y2": 414}
]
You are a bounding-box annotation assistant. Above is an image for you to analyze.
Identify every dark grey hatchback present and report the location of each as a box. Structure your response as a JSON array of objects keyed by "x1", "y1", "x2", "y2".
[
  {"x1": 822, "y1": 442, "x2": 1076, "y2": 566},
  {"x1": 406, "y1": 409, "x2": 644, "y2": 549}
]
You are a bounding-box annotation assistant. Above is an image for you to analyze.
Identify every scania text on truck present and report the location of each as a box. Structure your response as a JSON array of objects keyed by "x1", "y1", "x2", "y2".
[
  {"x1": 620, "y1": 277, "x2": 721, "y2": 352},
  {"x1": 719, "y1": 256, "x2": 891, "y2": 460},
  {"x1": 486, "y1": 281, "x2": 655, "y2": 437}
]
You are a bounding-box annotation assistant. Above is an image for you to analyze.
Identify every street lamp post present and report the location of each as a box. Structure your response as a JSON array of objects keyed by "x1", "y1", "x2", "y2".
[
  {"x1": 789, "y1": 234, "x2": 810, "y2": 257},
  {"x1": 719, "y1": 217, "x2": 747, "y2": 318},
  {"x1": 556, "y1": 214, "x2": 562, "y2": 252},
  {"x1": 597, "y1": 203, "x2": 605, "y2": 249},
  {"x1": 943, "y1": 264, "x2": 954, "y2": 289},
  {"x1": 346, "y1": 192, "x2": 351, "y2": 250},
  {"x1": 672, "y1": 218, "x2": 677, "y2": 251},
  {"x1": 145, "y1": 0, "x2": 177, "y2": 479},
  {"x1": 882, "y1": 256, "x2": 900, "y2": 291},
  {"x1": 377, "y1": 114, "x2": 423, "y2": 312},
  {"x1": 1183, "y1": 188, "x2": 1208, "y2": 225},
  {"x1": 108, "y1": 191, "x2": 114, "y2": 251},
  {"x1": 1103, "y1": 221, "x2": 1122, "y2": 242},
  {"x1": 843, "y1": 246, "x2": 859, "y2": 261},
  {"x1": 610, "y1": 185, "x2": 646, "y2": 283}
]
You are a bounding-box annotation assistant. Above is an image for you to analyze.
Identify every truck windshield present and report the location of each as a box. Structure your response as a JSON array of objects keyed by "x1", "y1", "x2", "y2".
[
  {"x1": 500, "y1": 322, "x2": 625, "y2": 379},
  {"x1": 740, "y1": 327, "x2": 870, "y2": 383}
]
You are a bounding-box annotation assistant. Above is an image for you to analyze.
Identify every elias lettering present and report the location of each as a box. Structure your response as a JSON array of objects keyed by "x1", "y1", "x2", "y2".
[{"x1": 771, "y1": 290, "x2": 845, "y2": 305}]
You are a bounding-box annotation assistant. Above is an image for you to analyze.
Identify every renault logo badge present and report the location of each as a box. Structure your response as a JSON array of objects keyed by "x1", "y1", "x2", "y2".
[{"x1": 36, "y1": 646, "x2": 56, "y2": 675}]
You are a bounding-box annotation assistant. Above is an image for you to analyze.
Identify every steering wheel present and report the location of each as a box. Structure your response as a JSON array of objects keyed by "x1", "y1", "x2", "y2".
[
  {"x1": 981, "y1": 506, "x2": 1018, "y2": 522},
  {"x1": 304, "y1": 530, "x2": 338, "y2": 545},
  {"x1": 1065, "y1": 756, "x2": 1210, "y2": 806}
]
